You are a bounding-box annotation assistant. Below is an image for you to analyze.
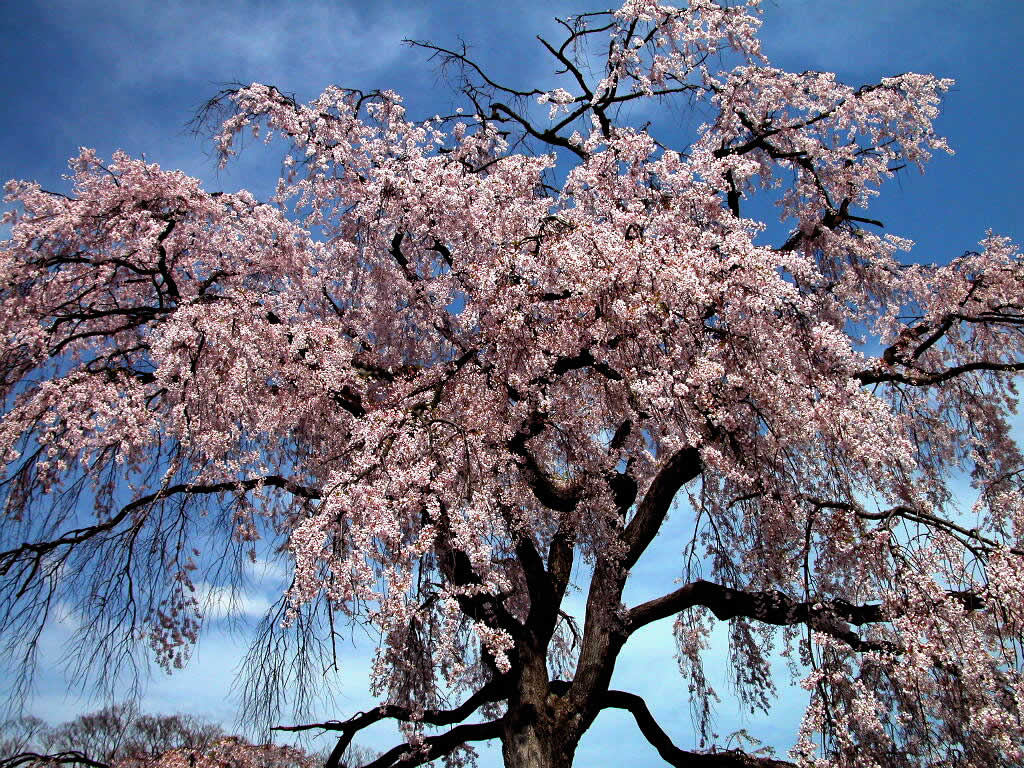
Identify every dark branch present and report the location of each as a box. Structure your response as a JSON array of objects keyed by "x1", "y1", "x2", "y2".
[
  {"x1": 360, "y1": 718, "x2": 504, "y2": 768},
  {"x1": 508, "y1": 413, "x2": 581, "y2": 514},
  {"x1": 806, "y1": 497, "x2": 1024, "y2": 558},
  {"x1": 0, "y1": 474, "x2": 320, "y2": 576},
  {"x1": 404, "y1": 40, "x2": 542, "y2": 99},
  {"x1": 601, "y1": 690, "x2": 795, "y2": 768},
  {"x1": 625, "y1": 579, "x2": 984, "y2": 654},
  {"x1": 623, "y1": 446, "x2": 701, "y2": 570},
  {"x1": 856, "y1": 359, "x2": 1024, "y2": 387},
  {"x1": 275, "y1": 680, "x2": 507, "y2": 768},
  {"x1": 0, "y1": 753, "x2": 109, "y2": 768},
  {"x1": 274, "y1": 678, "x2": 505, "y2": 732},
  {"x1": 628, "y1": 579, "x2": 883, "y2": 630}
]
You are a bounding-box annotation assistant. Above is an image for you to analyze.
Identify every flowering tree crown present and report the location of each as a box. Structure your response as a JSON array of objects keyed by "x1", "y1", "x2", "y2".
[{"x1": 3, "y1": 1, "x2": 1024, "y2": 766}]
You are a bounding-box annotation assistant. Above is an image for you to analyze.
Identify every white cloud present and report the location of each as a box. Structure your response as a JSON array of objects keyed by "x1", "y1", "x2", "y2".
[
  {"x1": 196, "y1": 582, "x2": 273, "y2": 621},
  {"x1": 246, "y1": 555, "x2": 290, "y2": 586}
]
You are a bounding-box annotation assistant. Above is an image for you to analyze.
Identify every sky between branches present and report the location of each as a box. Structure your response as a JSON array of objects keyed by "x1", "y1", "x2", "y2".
[{"x1": 1, "y1": 1, "x2": 1023, "y2": 766}]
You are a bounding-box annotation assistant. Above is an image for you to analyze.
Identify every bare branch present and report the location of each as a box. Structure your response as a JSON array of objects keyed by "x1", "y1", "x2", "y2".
[
  {"x1": 0, "y1": 474, "x2": 320, "y2": 577},
  {"x1": 623, "y1": 446, "x2": 702, "y2": 570},
  {"x1": 404, "y1": 40, "x2": 543, "y2": 100},
  {"x1": 357, "y1": 719, "x2": 504, "y2": 768},
  {"x1": 601, "y1": 690, "x2": 795, "y2": 768},
  {"x1": 0, "y1": 753, "x2": 110, "y2": 768}
]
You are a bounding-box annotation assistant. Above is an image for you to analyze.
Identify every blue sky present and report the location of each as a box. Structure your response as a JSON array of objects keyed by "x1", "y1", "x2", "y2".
[{"x1": 2, "y1": 1, "x2": 1024, "y2": 765}]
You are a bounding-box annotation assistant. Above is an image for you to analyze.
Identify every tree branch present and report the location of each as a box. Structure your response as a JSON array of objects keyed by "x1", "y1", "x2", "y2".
[
  {"x1": 805, "y1": 497, "x2": 1024, "y2": 557},
  {"x1": 855, "y1": 359, "x2": 1024, "y2": 387},
  {"x1": 629, "y1": 579, "x2": 879, "y2": 629},
  {"x1": 625, "y1": 579, "x2": 984, "y2": 654},
  {"x1": 274, "y1": 680, "x2": 508, "y2": 768},
  {"x1": 623, "y1": 446, "x2": 701, "y2": 570},
  {"x1": 508, "y1": 413, "x2": 581, "y2": 514},
  {"x1": 601, "y1": 690, "x2": 795, "y2": 767},
  {"x1": 0, "y1": 753, "x2": 110, "y2": 768},
  {"x1": 0, "y1": 474, "x2": 320, "y2": 576},
  {"x1": 360, "y1": 718, "x2": 504, "y2": 768}
]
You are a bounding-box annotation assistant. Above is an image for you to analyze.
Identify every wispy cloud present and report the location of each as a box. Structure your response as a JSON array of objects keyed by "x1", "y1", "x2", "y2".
[
  {"x1": 41, "y1": 0, "x2": 427, "y2": 95},
  {"x1": 196, "y1": 583, "x2": 273, "y2": 621}
]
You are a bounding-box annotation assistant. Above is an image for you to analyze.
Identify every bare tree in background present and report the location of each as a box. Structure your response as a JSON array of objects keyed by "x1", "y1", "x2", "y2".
[{"x1": 0, "y1": 708, "x2": 372, "y2": 768}]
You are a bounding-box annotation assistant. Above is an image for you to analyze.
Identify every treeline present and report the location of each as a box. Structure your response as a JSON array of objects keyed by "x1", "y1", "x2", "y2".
[{"x1": 0, "y1": 707, "x2": 371, "y2": 768}]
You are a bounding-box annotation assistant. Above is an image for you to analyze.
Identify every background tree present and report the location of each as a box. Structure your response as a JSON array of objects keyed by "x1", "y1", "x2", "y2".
[
  {"x1": 2, "y1": 1, "x2": 1024, "y2": 766},
  {"x1": 42, "y1": 706, "x2": 139, "y2": 765},
  {"x1": 0, "y1": 718, "x2": 48, "y2": 764},
  {"x1": 0, "y1": 707, "x2": 370, "y2": 768}
]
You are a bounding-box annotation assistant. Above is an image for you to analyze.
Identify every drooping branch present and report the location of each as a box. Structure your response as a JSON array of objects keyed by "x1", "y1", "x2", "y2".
[
  {"x1": 600, "y1": 690, "x2": 795, "y2": 768},
  {"x1": 359, "y1": 718, "x2": 504, "y2": 768},
  {"x1": 273, "y1": 678, "x2": 508, "y2": 768},
  {"x1": 805, "y1": 497, "x2": 1024, "y2": 557},
  {"x1": 0, "y1": 474, "x2": 320, "y2": 576}
]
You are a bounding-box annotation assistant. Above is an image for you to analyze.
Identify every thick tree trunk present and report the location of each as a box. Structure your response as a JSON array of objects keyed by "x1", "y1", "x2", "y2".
[
  {"x1": 500, "y1": 655, "x2": 580, "y2": 768},
  {"x1": 500, "y1": 719, "x2": 576, "y2": 768}
]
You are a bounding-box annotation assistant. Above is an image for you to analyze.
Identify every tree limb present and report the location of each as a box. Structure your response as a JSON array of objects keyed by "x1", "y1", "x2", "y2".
[
  {"x1": 623, "y1": 446, "x2": 702, "y2": 570},
  {"x1": 0, "y1": 474, "x2": 320, "y2": 576},
  {"x1": 274, "y1": 679, "x2": 507, "y2": 768},
  {"x1": 359, "y1": 718, "x2": 504, "y2": 768},
  {"x1": 625, "y1": 579, "x2": 984, "y2": 654},
  {"x1": 0, "y1": 753, "x2": 110, "y2": 768},
  {"x1": 601, "y1": 690, "x2": 795, "y2": 767},
  {"x1": 508, "y1": 413, "x2": 581, "y2": 514},
  {"x1": 856, "y1": 359, "x2": 1024, "y2": 387}
]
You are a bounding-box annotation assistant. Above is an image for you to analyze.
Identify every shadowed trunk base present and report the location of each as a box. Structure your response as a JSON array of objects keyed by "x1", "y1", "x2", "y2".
[{"x1": 501, "y1": 717, "x2": 577, "y2": 768}]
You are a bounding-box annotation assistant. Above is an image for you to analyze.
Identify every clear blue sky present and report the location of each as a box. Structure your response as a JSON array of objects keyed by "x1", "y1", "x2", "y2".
[{"x1": 2, "y1": 1, "x2": 1023, "y2": 765}]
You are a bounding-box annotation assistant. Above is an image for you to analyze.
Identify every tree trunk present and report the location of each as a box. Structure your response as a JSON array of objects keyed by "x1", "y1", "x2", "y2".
[
  {"x1": 500, "y1": 719, "x2": 576, "y2": 768},
  {"x1": 500, "y1": 634, "x2": 582, "y2": 767},
  {"x1": 500, "y1": 682, "x2": 580, "y2": 768}
]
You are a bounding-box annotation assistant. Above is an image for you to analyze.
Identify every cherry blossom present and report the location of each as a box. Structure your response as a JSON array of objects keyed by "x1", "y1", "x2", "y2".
[{"x1": 3, "y1": 1, "x2": 1023, "y2": 766}]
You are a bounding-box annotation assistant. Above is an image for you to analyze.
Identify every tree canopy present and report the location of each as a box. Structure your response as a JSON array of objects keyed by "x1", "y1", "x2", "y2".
[{"x1": 3, "y1": 1, "x2": 1024, "y2": 766}]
